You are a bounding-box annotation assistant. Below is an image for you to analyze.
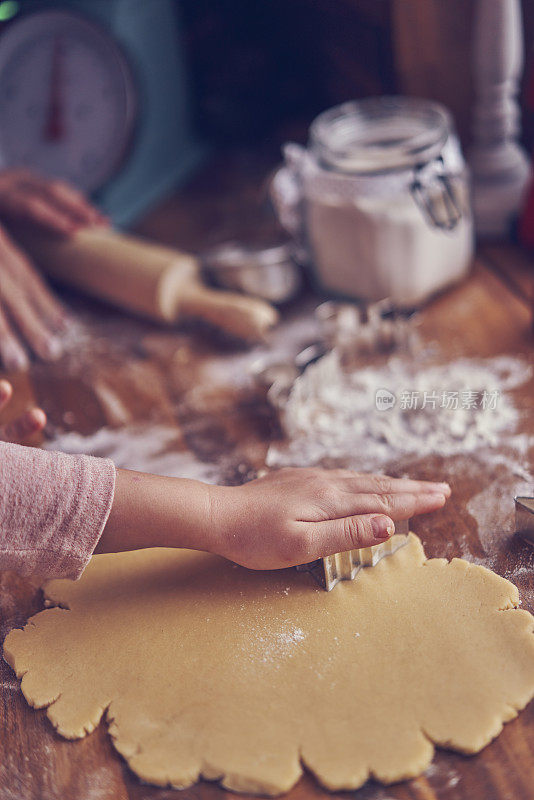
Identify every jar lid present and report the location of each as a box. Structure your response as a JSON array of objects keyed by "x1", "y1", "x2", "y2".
[{"x1": 309, "y1": 96, "x2": 452, "y2": 174}]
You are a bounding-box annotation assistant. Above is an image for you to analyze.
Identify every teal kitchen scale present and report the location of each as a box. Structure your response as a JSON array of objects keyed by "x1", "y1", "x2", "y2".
[{"x1": 0, "y1": 0, "x2": 205, "y2": 225}]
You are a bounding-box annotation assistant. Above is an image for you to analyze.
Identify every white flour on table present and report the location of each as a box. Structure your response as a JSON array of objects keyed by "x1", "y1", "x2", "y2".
[
  {"x1": 267, "y1": 350, "x2": 532, "y2": 473},
  {"x1": 201, "y1": 307, "x2": 321, "y2": 387},
  {"x1": 44, "y1": 425, "x2": 219, "y2": 483},
  {"x1": 267, "y1": 350, "x2": 533, "y2": 580}
]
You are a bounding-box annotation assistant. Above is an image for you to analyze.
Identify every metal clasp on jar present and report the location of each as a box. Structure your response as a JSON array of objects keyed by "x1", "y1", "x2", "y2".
[{"x1": 410, "y1": 156, "x2": 464, "y2": 231}]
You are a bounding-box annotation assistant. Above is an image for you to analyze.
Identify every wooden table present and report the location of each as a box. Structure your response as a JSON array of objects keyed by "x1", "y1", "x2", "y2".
[{"x1": 1, "y1": 149, "x2": 533, "y2": 800}]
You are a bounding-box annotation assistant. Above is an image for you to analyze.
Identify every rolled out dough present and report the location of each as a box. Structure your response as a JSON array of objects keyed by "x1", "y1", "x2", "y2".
[{"x1": 4, "y1": 534, "x2": 534, "y2": 796}]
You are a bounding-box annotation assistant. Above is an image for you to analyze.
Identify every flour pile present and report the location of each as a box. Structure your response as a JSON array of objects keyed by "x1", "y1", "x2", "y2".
[{"x1": 267, "y1": 351, "x2": 532, "y2": 473}]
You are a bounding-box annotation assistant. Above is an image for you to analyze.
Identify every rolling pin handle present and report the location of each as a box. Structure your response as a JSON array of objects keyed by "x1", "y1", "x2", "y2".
[{"x1": 179, "y1": 284, "x2": 279, "y2": 342}]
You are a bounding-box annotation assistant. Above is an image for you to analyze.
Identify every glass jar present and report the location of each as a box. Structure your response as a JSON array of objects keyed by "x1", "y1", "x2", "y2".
[{"x1": 271, "y1": 97, "x2": 474, "y2": 308}]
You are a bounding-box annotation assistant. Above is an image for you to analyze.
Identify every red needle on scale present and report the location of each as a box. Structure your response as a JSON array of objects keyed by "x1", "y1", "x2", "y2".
[{"x1": 43, "y1": 37, "x2": 65, "y2": 142}]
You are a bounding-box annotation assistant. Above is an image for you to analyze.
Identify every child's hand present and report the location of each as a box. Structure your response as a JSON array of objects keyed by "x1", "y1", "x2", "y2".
[
  {"x1": 209, "y1": 468, "x2": 450, "y2": 570},
  {"x1": 0, "y1": 380, "x2": 46, "y2": 443},
  {"x1": 100, "y1": 468, "x2": 450, "y2": 571}
]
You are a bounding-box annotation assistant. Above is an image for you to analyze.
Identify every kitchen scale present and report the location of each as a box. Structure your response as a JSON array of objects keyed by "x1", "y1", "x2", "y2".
[{"x1": 0, "y1": 0, "x2": 204, "y2": 225}]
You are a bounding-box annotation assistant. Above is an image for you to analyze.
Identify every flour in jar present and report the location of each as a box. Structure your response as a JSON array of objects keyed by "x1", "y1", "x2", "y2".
[
  {"x1": 306, "y1": 188, "x2": 473, "y2": 307},
  {"x1": 273, "y1": 99, "x2": 474, "y2": 306}
]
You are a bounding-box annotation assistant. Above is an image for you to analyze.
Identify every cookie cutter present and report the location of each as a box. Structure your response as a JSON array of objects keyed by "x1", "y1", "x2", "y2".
[
  {"x1": 250, "y1": 341, "x2": 328, "y2": 413},
  {"x1": 315, "y1": 299, "x2": 416, "y2": 358},
  {"x1": 297, "y1": 520, "x2": 410, "y2": 591},
  {"x1": 514, "y1": 496, "x2": 534, "y2": 546},
  {"x1": 251, "y1": 299, "x2": 416, "y2": 405}
]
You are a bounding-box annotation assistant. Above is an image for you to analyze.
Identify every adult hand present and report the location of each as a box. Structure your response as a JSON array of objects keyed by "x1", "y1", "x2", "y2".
[
  {"x1": 0, "y1": 169, "x2": 108, "y2": 369},
  {"x1": 0, "y1": 168, "x2": 107, "y2": 235},
  {"x1": 0, "y1": 222, "x2": 69, "y2": 370},
  {"x1": 0, "y1": 379, "x2": 46, "y2": 443}
]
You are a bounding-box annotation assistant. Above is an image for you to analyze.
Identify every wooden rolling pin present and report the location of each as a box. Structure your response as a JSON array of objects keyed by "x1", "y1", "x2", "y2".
[{"x1": 14, "y1": 227, "x2": 278, "y2": 341}]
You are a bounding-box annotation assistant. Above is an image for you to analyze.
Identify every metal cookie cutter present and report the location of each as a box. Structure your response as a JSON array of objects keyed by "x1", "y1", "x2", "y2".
[
  {"x1": 251, "y1": 341, "x2": 328, "y2": 413},
  {"x1": 316, "y1": 299, "x2": 417, "y2": 358},
  {"x1": 514, "y1": 497, "x2": 534, "y2": 546},
  {"x1": 252, "y1": 299, "x2": 416, "y2": 409},
  {"x1": 297, "y1": 519, "x2": 410, "y2": 591}
]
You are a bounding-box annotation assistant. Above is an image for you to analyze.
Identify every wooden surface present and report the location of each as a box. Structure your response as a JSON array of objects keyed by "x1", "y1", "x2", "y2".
[
  {"x1": 1, "y1": 149, "x2": 534, "y2": 800},
  {"x1": 391, "y1": 0, "x2": 534, "y2": 148}
]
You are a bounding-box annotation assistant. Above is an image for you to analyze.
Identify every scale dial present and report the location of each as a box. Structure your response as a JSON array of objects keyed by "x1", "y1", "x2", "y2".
[{"x1": 0, "y1": 9, "x2": 136, "y2": 192}]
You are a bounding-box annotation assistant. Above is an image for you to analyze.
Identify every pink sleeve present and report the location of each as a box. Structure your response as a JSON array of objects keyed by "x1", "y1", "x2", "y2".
[{"x1": 0, "y1": 441, "x2": 116, "y2": 580}]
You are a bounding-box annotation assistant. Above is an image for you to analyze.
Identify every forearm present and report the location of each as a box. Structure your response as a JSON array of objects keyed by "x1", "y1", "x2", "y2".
[
  {"x1": 95, "y1": 468, "x2": 216, "y2": 555},
  {"x1": 98, "y1": 467, "x2": 449, "y2": 571},
  {"x1": 0, "y1": 441, "x2": 115, "y2": 579}
]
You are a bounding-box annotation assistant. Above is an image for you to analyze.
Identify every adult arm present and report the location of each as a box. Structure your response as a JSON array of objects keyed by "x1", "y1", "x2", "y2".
[{"x1": 0, "y1": 170, "x2": 107, "y2": 370}]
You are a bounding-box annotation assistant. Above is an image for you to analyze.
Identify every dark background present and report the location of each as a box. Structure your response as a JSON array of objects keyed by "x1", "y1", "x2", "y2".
[{"x1": 180, "y1": 0, "x2": 534, "y2": 152}]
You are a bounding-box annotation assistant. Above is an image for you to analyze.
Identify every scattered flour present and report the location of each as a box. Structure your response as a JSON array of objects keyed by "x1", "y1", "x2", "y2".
[
  {"x1": 424, "y1": 760, "x2": 461, "y2": 790},
  {"x1": 268, "y1": 350, "x2": 532, "y2": 473},
  {"x1": 467, "y1": 476, "x2": 533, "y2": 541},
  {"x1": 44, "y1": 425, "x2": 219, "y2": 483},
  {"x1": 202, "y1": 306, "x2": 321, "y2": 387},
  {"x1": 244, "y1": 620, "x2": 308, "y2": 665}
]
